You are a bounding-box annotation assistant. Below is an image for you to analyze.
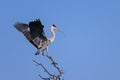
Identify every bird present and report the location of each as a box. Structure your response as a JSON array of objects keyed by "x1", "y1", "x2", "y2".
[{"x1": 14, "y1": 19, "x2": 61, "y2": 55}]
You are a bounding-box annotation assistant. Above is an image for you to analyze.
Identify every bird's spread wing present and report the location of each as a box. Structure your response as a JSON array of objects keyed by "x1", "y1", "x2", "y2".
[
  {"x1": 28, "y1": 19, "x2": 47, "y2": 49},
  {"x1": 28, "y1": 19, "x2": 47, "y2": 40},
  {"x1": 14, "y1": 19, "x2": 47, "y2": 49}
]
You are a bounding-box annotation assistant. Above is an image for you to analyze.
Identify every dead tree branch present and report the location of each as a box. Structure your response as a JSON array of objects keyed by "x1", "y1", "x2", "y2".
[
  {"x1": 33, "y1": 60, "x2": 54, "y2": 78},
  {"x1": 33, "y1": 54, "x2": 63, "y2": 80},
  {"x1": 45, "y1": 55, "x2": 63, "y2": 79}
]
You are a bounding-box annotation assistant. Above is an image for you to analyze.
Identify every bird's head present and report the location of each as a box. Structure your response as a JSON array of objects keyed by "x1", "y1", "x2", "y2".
[{"x1": 52, "y1": 24, "x2": 61, "y2": 32}]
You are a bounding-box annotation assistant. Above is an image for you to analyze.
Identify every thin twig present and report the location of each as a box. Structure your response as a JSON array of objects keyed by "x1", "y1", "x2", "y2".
[
  {"x1": 39, "y1": 74, "x2": 51, "y2": 80},
  {"x1": 33, "y1": 60, "x2": 54, "y2": 79}
]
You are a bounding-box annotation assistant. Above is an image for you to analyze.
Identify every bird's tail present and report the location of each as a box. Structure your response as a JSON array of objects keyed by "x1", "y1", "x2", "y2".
[{"x1": 14, "y1": 22, "x2": 30, "y2": 33}]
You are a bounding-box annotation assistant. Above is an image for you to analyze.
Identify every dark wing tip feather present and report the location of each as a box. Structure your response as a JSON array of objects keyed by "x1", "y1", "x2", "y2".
[{"x1": 29, "y1": 19, "x2": 44, "y2": 27}]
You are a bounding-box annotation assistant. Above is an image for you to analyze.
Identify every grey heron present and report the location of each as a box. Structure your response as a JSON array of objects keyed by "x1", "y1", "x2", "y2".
[{"x1": 14, "y1": 19, "x2": 61, "y2": 55}]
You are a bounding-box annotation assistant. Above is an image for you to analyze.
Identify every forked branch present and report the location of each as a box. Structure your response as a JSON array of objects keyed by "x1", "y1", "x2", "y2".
[{"x1": 33, "y1": 54, "x2": 63, "y2": 80}]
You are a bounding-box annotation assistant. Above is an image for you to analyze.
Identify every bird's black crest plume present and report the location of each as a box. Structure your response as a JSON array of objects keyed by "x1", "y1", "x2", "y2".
[{"x1": 53, "y1": 24, "x2": 56, "y2": 27}]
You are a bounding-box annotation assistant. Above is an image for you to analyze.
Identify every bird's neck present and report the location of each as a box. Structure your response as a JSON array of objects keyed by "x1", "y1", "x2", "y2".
[{"x1": 49, "y1": 28, "x2": 55, "y2": 43}]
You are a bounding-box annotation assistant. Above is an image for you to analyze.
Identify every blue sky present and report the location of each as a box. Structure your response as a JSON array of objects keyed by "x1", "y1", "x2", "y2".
[{"x1": 0, "y1": 0, "x2": 120, "y2": 80}]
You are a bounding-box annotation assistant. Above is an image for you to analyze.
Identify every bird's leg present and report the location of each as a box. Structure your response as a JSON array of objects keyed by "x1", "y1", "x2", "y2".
[
  {"x1": 42, "y1": 49, "x2": 45, "y2": 55},
  {"x1": 45, "y1": 47, "x2": 48, "y2": 56},
  {"x1": 35, "y1": 49, "x2": 41, "y2": 55}
]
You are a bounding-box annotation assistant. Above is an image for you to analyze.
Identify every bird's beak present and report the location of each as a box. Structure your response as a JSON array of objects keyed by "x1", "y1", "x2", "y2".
[{"x1": 55, "y1": 27, "x2": 61, "y2": 32}]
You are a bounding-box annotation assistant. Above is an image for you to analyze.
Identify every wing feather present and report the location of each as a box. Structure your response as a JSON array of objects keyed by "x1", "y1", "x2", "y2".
[
  {"x1": 14, "y1": 22, "x2": 29, "y2": 33},
  {"x1": 14, "y1": 19, "x2": 47, "y2": 49},
  {"x1": 28, "y1": 19, "x2": 47, "y2": 40}
]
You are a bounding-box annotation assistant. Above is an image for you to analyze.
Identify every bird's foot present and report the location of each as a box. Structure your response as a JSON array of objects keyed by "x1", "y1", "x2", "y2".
[
  {"x1": 42, "y1": 53, "x2": 44, "y2": 56},
  {"x1": 42, "y1": 52, "x2": 48, "y2": 56},
  {"x1": 35, "y1": 52, "x2": 39, "y2": 55},
  {"x1": 45, "y1": 53, "x2": 48, "y2": 56}
]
